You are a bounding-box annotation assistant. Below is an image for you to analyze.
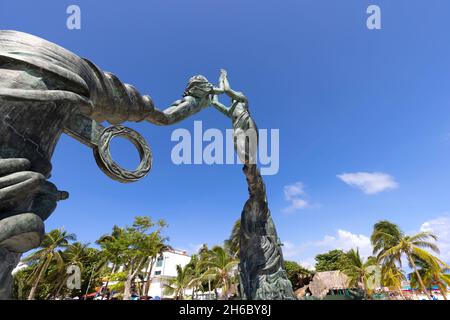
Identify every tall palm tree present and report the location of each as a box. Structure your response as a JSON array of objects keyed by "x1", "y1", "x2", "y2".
[
  {"x1": 186, "y1": 254, "x2": 202, "y2": 299},
  {"x1": 201, "y1": 246, "x2": 239, "y2": 300},
  {"x1": 24, "y1": 229, "x2": 76, "y2": 300},
  {"x1": 96, "y1": 225, "x2": 124, "y2": 298},
  {"x1": 163, "y1": 264, "x2": 191, "y2": 299},
  {"x1": 381, "y1": 263, "x2": 406, "y2": 299},
  {"x1": 51, "y1": 242, "x2": 90, "y2": 298},
  {"x1": 410, "y1": 258, "x2": 450, "y2": 300},
  {"x1": 224, "y1": 219, "x2": 240, "y2": 258},
  {"x1": 342, "y1": 249, "x2": 377, "y2": 294},
  {"x1": 371, "y1": 220, "x2": 440, "y2": 300}
]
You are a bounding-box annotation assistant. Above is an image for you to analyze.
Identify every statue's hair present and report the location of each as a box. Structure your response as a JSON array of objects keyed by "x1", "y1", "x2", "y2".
[{"x1": 183, "y1": 75, "x2": 212, "y2": 98}]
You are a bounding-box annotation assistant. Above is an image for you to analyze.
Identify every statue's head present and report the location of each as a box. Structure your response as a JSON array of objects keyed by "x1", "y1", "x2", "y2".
[{"x1": 183, "y1": 75, "x2": 213, "y2": 98}]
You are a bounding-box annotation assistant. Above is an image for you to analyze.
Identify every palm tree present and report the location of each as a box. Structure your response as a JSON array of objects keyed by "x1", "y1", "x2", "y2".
[
  {"x1": 163, "y1": 264, "x2": 191, "y2": 299},
  {"x1": 96, "y1": 225, "x2": 124, "y2": 298},
  {"x1": 371, "y1": 221, "x2": 403, "y2": 262},
  {"x1": 52, "y1": 242, "x2": 90, "y2": 298},
  {"x1": 410, "y1": 258, "x2": 450, "y2": 300},
  {"x1": 381, "y1": 263, "x2": 406, "y2": 299},
  {"x1": 342, "y1": 249, "x2": 377, "y2": 294},
  {"x1": 224, "y1": 219, "x2": 240, "y2": 258},
  {"x1": 371, "y1": 220, "x2": 440, "y2": 300},
  {"x1": 201, "y1": 246, "x2": 239, "y2": 300},
  {"x1": 186, "y1": 254, "x2": 202, "y2": 299},
  {"x1": 24, "y1": 229, "x2": 76, "y2": 300}
]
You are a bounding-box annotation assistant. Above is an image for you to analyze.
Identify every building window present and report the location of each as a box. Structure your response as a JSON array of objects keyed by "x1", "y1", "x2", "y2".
[
  {"x1": 154, "y1": 271, "x2": 161, "y2": 276},
  {"x1": 156, "y1": 256, "x2": 164, "y2": 267}
]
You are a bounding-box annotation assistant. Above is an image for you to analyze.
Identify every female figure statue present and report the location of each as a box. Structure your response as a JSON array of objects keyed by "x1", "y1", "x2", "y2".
[
  {"x1": 212, "y1": 70, "x2": 295, "y2": 300},
  {"x1": 211, "y1": 69, "x2": 258, "y2": 165}
]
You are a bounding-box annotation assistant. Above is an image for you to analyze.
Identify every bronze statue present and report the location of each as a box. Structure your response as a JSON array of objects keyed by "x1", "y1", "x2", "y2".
[
  {"x1": 0, "y1": 30, "x2": 217, "y2": 298},
  {"x1": 0, "y1": 30, "x2": 294, "y2": 300},
  {"x1": 213, "y1": 70, "x2": 295, "y2": 299},
  {"x1": 212, "y1": 69, "x2": 258, "y2": 165}
]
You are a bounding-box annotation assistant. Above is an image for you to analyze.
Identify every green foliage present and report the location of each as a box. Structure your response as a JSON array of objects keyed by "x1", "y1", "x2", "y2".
[
  {"x1": 14, "y1": 216, "x2": 448, "y2": 301},
  {"x1": 371, "y1": 220, "x2": 403, "y2": 260},
  {"x1": 409, "y1": 258, "x2": 450, "y2": 298},
  {"x1": 371, "y1": 220, "x2": 444, "y2": 300},
  {"x1": 163, "y1": 264, "x2": 192, "y2": 299},
  {"x1": 381, "y1": 263, "x2": 406, "y2": 290},
  {"x1": 342, "y1": 249, "x2": 377, "y2": 293},
  {"x1": 314, "y1": 249, "x2": 351, "y2": 272},
  {"x1": 199, "y1": 245, "x2": 239, "y2": 299},
  {"x1": 22, "y1": 228, "x2": 76, "y2": 300},
  {"x1": 283, "y1": 260, "x2": 312, "y2": 289},
  {"x1": 224, "y1": 219, "x2": 240, "y2": 258},
  {"x1": 95, "y1": 216, "x2": 168, "y2": 300}
]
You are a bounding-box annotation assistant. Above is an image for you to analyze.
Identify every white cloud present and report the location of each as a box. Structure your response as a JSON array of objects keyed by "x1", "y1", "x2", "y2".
[
  {"x1": 316, "y1": 230, "x2": 372, "y2": 258},
  {"x1": 284, "y1": 182, "x2": 305, "y2": 200},
  {"x1": 187, "y1": 243, "x2": 204, "y2": 255},
  {"x1": 281, "y1": 215, "x2": 450, "y2": 272},
  {"x1": 337, "y1": 172, "x2": 399, "y2": 194},
  {"x1": 282, "y1": 182, "x2": 310, "y2": 213},
  {"x1": 282, "y1": 229, "x2": 372, "y2": 269},
  {"x1": 282, "y1": 240, "x2": 305, "y2": 259},
  {"x1": 420, "y1": 215, "x2": 450, "y2": 263}
]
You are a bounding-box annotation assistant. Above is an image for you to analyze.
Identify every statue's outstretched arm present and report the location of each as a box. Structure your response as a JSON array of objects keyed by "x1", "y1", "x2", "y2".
[
  {"x1": 144, "y1": 96, "x2": 205, "y2": 126},
  {"x1": 144, "y1": 75, "x2": 214, "y2": 126}
]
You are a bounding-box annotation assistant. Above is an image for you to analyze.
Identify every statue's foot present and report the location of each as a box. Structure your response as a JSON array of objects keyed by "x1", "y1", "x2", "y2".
[{"x1": 0, "y1": 213, "x2": 44, "y2": 253}]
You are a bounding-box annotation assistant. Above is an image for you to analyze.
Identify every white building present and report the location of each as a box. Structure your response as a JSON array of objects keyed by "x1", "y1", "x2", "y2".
[{"x1": 145, "y1": 248, "x2": 192, "y2": 299}]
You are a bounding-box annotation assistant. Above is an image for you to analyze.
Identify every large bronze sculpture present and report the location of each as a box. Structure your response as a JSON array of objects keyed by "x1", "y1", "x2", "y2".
[
  {"x1": 212, "y1": 70, "x2": 295, "y2": 299},
  {"x1": 0, "y1": 30, "x2": 294, "y2": 299},
  {"x1": 0, "y1": 30, "x2": 214, "y2": 299}
]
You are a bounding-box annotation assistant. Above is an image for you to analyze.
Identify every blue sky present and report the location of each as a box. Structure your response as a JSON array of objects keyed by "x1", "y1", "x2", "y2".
[{"x1": 1, "y1": 0, "x2": 450, "y2": 267}]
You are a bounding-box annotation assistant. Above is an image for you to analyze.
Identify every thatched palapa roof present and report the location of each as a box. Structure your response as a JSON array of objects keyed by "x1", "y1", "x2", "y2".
[{"x1": 295, "y1": 271, "x2": 350, "y2": 299}]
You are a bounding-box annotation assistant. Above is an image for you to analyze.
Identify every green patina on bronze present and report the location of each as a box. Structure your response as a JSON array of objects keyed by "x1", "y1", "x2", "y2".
[
  {"x1": 213, "y1": 70, "x2": 295, "y2": 299},
  {"x1": 0, "y1": 31, "x2": 294, "y2": 300}
]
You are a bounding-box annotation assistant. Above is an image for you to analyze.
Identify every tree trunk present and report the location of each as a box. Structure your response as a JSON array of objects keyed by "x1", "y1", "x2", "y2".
[
  {"x1": 360, "y1": 275, "x2": 366, "y2": 294},
  {"x1": 220, "y1": 279, "x2": 229, "y2": 300},
  {"x1": 83, "y1": 271, "x2": 94, "y2": 300},
  {"x1": 408, "y1": 255, "x2": 432, "y2": 300},
  {"x1": 123, "y1": 271, "x2": 134, "y2": 300},
  {"x1": 397, "y1": 285, "x2": 406, "y2": 300},
  {"x1": 142, "y1": 258, "x2": 154, "y2": 296},
  {"x1": 102, "y1": 263, "x2": 116, "y2": 299},
  {"x1": 28, "y1": 257, "x2": 51, "y2": 300},
  {"x1": 123, "y1": 257, "x2": 146, "y2": 300},
  {"x1": 53, "y1": 274, "x2": 68, "y2": 299},
  {"x1": 439, "y1": 286, "x2": 447, "y2": 300}
]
